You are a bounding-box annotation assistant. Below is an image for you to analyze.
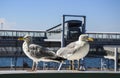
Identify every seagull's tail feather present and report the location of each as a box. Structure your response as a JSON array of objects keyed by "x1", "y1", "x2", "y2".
[
  {"x1": 47, "y1": 56, "x2": 66, "y2": 62},
  {"x1": 54, "y1": 56, "x2": 67, "y2": 62}
]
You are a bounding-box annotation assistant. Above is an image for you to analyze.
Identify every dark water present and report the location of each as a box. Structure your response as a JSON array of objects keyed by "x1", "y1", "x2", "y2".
[{"x1": 0, "y1": 57, "x2": 114, "y2": 69}]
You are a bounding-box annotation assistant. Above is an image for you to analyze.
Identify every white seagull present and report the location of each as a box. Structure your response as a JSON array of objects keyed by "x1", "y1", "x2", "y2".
[
  {"x1": 56, "y1": 34, "x2": 93, "y2": 70},
  {"x1": 18, "y1": 35, "x2": 66, "y2": 71}
]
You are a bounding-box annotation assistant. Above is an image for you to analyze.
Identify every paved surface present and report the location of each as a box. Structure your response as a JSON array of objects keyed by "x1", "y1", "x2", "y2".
[{"x1": 0, "y1": 70, "x2": 120, "y2": 74}]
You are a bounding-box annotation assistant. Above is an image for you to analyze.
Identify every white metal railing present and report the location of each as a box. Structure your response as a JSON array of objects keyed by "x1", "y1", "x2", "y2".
[
  {"x1": 0, "y1": 30, "x2": 46, "y2": 37},
  {"x1": 87, "y1": 32, "x2": 120, "y2": 39}
]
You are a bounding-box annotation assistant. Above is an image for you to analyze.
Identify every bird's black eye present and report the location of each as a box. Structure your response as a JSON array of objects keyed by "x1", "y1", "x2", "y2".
[
  {"x1": 26, "y1": 36, "x2": 29, "y2": 38},
  {"x1": 83, "y1": 36, "x2": 88, "y2": 39}
]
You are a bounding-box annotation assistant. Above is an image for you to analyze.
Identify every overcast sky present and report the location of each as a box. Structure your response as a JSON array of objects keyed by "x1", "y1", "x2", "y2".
[{"x1": 0, "y1": 0, "x2": 120, "y2": 32}]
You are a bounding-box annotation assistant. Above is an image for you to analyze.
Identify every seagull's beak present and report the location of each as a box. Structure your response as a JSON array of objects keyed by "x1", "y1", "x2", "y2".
[
  {"x1": 87, "y1": 37, "x2": 94, "y2": 42},
  {"x1": 18, "y1": 37, "x2": 24, "y2": 41}
]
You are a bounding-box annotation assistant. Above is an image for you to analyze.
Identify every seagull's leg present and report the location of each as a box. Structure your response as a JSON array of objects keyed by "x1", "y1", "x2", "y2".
[
  {"x1": 71, "y1": 60, "x2": 74, "y2": 70},
  {"x1": 70, "y1": 60, "x2": 72, "y2": 70},
  {"x1": 78, "y1": 59, "x2": 80, "y2": 70},
  {"x1": 32, "y1": 61, "x2": 35, "y2": 71},
  {"x1": 58, "y1": 62, "x2": 63, "y2": 71},
  {"x1": 35, "y1": 62, "x2": 38, "y2": 71}
]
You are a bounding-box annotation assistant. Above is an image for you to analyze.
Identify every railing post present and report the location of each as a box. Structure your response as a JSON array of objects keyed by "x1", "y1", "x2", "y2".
[
  {"x1": 114, "y1": 47, "x2": 118, "y2": 72},
  {"x1": 61, "y1": 15, "x2": 65, "y2": 47}
]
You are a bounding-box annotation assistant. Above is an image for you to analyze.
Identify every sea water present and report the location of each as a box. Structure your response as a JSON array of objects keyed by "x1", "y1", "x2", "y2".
[{"x1": 0, "y1": 57, "x2": 114, "y2": 69}]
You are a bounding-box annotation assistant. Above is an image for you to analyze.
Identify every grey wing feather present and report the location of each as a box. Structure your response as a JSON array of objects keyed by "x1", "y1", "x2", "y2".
[
  {"x1": 29, "y1": 44, "x2": 55, "y2": 58},
  {"x1": 56, "y1": 41, "x2": 76, "y2": 56},
  {"x1": 66, "y1": 41, "x2": 76, "y2": 48},
  {"x1": 56, "y1": 41, "x2": 85, "y2": 58},
  {"x1": 56, "y1": 47, "x2": 76, "y2": 58}
]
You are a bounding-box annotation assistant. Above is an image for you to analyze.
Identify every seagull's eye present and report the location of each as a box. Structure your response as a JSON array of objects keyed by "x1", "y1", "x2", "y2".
[
  {"x1": 26, "y1": 36, "x2": 29, "y2": 38},
  {"x1": 85, "y1": 36, "x2": 88, "y2": 38},
  {"x1": 83, "y1": 37, "x2": 86, "y2": 38}
]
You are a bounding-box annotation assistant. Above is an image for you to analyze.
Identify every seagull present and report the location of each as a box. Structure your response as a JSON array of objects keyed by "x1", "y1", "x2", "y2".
[
  {"x1": 18, "y1": 35, "x2": 66, "y2": 71},
  {"x1": 56, "y1": 34, "x2": 93, "y2": 70}
]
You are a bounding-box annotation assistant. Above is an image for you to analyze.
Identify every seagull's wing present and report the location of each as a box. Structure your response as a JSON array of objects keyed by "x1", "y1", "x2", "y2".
[
  {"x1": 29, "y1": 44, "x2": 56, "y2": 58},
  {"x1": 66, "y1": 41, "x2": 76, "y2": 48},
  {"x1": 56, "y1": 47, "x2": 76, "y2": 58},
  {"x1": 56, "y1": 41, "x2": 86, "y2": 59},
  {"x1": 56, "y1": 42, "x2": 77, "y2": 58},
  {"x1": 56, "y1": 41, "x2": 76, "y2": 56}
]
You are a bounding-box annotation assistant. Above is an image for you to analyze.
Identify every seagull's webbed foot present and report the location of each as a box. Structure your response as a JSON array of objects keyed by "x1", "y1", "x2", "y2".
[
  {"x1": 26, "y1": 69, "x2": 35, "y2": 72},
  {"x1": 26, "y1": 66, "x2": 35, "y2": 72},
  {"x1": 27, "y1": 61, "x2": 37, "y2": 72}
]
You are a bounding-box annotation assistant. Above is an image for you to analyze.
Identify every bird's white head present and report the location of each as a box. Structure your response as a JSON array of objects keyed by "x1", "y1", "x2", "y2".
[
  {"x1": 18, "y1": 35, "x2": 32, "y2": 43},
  {"x1": 79, "y1": 34, "x2": 93, "y2": 42},
  {"x1": 23, "y1": 35, "x2": 32, "y2": 43}
]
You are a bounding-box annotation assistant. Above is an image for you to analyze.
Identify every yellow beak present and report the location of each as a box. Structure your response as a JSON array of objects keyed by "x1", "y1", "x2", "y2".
[
  {"x1": 87, "y1": 37, "x2": 94, "y2": 41},
  {"x1": 18, "y1": 37, "x2": 24, "y2": 40}
]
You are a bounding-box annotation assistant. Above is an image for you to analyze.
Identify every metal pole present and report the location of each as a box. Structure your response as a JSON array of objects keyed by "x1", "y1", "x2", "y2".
[
  {"x1": 61, "y1": 15, "x2": 65, "y2": 47},
  {"x1": 114, "y1": 47, "x2": 118, "y2": 72},
  {"x1": 82, "y1": 16, "x2": 86, "y2": 33}
]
